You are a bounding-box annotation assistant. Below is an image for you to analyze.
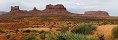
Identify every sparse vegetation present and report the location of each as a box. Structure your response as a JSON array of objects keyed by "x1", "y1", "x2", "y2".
[
  {"x1": 46, "y1": 32, "x2": 98, "y2": 40},
  {"x1": 39, "y1": 30, "x2": 46, "y2": 40},
  {"x1": 59, "y1": 26, "x2": 69, "y2": 33},
  {"x1": 71, "y1": 24, "x2": 97, "y2": 34},
  {"x1": 6, "y1": 34, "x2": 11, "y2": 39},
  {"x1": 23, "y1": 30, "x2": 30, "y2": 33},
  {"x1": 0, "y1": 30, "x2": 5, "y2": 34},
  {"x1": 112, "y1": 26, "x2": 118, "y2": 38},
  {"x1": 21, "y1": 34, "x2": 36, "y2": 40}
]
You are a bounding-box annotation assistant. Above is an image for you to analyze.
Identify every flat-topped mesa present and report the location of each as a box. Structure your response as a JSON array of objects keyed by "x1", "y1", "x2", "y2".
[
  {"x1": 84, "y1": 11, "x2": 109, "y2": 16},
  {"x1": 43, "y1": 4, "x2": 70, "y2": 14},
  {"x1": 54, "y1": 4, "x2": 67, "y2": 10}
]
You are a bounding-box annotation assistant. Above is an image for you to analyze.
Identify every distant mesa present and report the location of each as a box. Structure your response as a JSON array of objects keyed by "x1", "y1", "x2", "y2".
[{"x1": 9, "y1": 4, "x2": 109, "y2": 16}]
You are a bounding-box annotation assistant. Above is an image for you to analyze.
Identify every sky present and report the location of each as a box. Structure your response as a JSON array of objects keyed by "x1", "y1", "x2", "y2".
[{"x1": 0, "y1": 0, "x2": 118, "y2": 16}]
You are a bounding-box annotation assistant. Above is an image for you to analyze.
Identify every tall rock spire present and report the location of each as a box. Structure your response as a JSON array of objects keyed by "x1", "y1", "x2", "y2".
[
  {"x1": 29, "y1": 7, "x2": 41, "y2": 14},
  {"x1": 32, "y1": 7, "x2": 39, "y2": 11}
]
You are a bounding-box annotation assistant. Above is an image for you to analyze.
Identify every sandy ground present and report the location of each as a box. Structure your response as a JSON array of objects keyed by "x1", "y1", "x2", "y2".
[
  {"x1": 94, "y1": 25, "x2": 117, "y2": 40},
  {"x1": 0, "y1": 23, "x2": 16, "y2": 25}
]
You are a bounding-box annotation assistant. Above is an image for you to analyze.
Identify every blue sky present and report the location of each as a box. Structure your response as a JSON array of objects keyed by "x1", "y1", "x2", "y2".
[{"x1": 0, "y1": 0, "x2": 118, "y2": 16}]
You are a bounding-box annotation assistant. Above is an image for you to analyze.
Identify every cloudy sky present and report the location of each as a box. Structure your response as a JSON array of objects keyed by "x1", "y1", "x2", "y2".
[{"x1": 0, "y1": 0, "x2": 118, "y2": 16}]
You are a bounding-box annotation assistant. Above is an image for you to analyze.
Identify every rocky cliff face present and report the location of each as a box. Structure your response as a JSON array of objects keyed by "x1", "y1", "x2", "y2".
[
  {"x1": 10, "y1": 6, "x2": 20, "y2": 13},
  {"x1": 43, "y1": 4, "x2": 69, "y2": 14},
  {"x1": 10, "y1": 4, "x2": 70, "y2": 14},
  {"x1": 10, "y1": 6, "x2": 28, "y2": 14},
  {"x1": 85, "y1": 11, "x2": 109, "y2": 16}
]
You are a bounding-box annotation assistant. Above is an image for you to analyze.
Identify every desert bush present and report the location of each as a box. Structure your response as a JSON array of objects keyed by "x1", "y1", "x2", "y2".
[
  {"x1": 71, "y1": 24, "x2": 96, "y2": 34},
  {"x1": 30, "y1": 30, "x2": 38, "y2": 33},
  {"x1": 102, "y1": 20, "x2": 111, "y2": 25},
  {"x1": 23, "y1": 30, "x2": 30, "y2": 33},
  {"x1": 0, "y1": 30, "x2": 5, "y2": 34},
  {"x1": 46, "y1": 34, "x2": 54, "y2": 40},
  {"x1": 13, "y1": 29, "x2": 19, "y2": 33},
  {"x1": 38, "y1": 30, "x2": 45, "y2": 34},
  {"x1": 46, "y1": 32, "x2": 98, "y2": 40},
  {"x1": 39, "y1": 30, "x2": 49, "y2": 40},
  {"x1": 21, "y1": 35, "x2": 36, "y2": 40},
  {"x1": 112, "y1": 26, "x2": 118, "y2": 38},
  {"x1": 59, "y1": 26, "x2": 69, "y2": 33},
  {"x1": 40, "y1": 33, "x2": 46, "y2": 40},
  {"x1": 6, "y1": 34, "x2": 11, "y2": 39}
]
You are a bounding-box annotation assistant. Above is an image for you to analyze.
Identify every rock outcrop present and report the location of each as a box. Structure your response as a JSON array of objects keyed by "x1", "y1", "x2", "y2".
[
  {"x1": 9, "y1": 4, "x2": 110, "y2": 16},
  {"x1": 29, "y1": 7, "x2": 42, "y2": 14},
  {"x1": 10, "y1": 6, "x2": 20, "y2": 13},
  {"x1": 10, "y1": 4, "x2": 70, "y2": 14},
  {"x1": 43, "y1": 4, "x2": 69, "y2": 14},
  {"x1": 10, "y1": 6, "x2": 28, "y2": 14},
  {"x1": 85, "y1": 11, "x2": 109, "y2": 16}
]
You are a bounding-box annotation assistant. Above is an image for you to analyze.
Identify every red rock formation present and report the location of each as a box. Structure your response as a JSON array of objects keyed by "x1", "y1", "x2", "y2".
[
  {"x1": 10, "y1": 6, "x2": 28, "y2": 14},
  {"x1": 33, "y1": 7, "x2": 39, "y2": 11},
  {"x1": 10, "y1": 6, "x2": 20, "y2": 13},
  {"x1": 85, "y1": 11, "x2": 109, "y2": 16},
  {"x1": 43, "y1": 4, "x2": 70, "y2": 14},
  {"x1": 29, "y1": 7, "x2": 42, "y2": 14},
  {"x1": 9, "y1": 4, "x2": 110, "y2": 16}
]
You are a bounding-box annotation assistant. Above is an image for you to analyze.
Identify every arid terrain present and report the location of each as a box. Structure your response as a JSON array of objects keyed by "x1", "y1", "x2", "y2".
[{"x1": 0, "y1": 4, "x2": 118, "y2": 40}]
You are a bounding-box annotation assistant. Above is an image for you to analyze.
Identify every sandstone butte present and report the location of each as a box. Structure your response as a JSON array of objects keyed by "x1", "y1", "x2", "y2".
[{"x1": 8, "y1": 4, "x2": 109, "y2": 16}]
